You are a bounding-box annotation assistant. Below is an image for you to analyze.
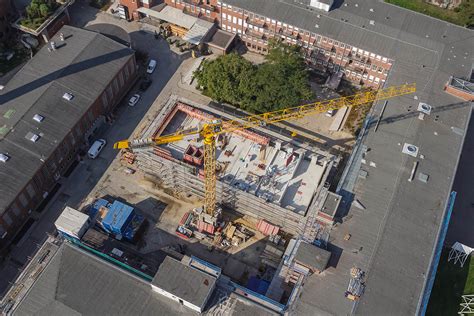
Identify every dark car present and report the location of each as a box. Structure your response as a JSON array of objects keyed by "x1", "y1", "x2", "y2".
[{"x1": 140, "y1": 77, "x2": 152, "y2": 91}]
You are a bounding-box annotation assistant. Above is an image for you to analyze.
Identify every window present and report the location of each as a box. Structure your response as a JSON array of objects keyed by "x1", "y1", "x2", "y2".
[
  {"x1": 378, "y1": 67, "x2": 383, "y2": 73},
  {"x1": 376, "y1": 55, "x2": 381, "y2": 60},
  {"x1": 382, "y1": 57, "x2": 388, "y2": 63},
  {"x1": 334, "y1": 41, "x2": 338, "y2": 46},
  {"x1": 88, "y1": 111, "x2": 94, "y2": 123},
  {"x1": 316, "y1": 35, "x2": 321, "y2": 43},
  {"x1": 328, "y1": 39, "x2": 333, "y2": 44},
  {"x1": 106, "y1": 85, "x2": 113, "y2": 100},
  {"x1": 233, "y1": 16, "x2": 237, "y2": 24},
  {"x1": 26, "y1": 183, "x2": 36, "y2": 199},
  {"x1": 19, "y1": 193, "x2": 28, "y2": 208},
  {"x1": 113, "y1": 78, "x2": 119, "y2": 94},
  {"x1": 101, "y1": 93, "x2": 108, "y2": 108},
  {"x1": 223, "y1": 13, "x2": 227, "y2": 19},
  {"x1": 0, "y1": 153, "x2": 9, "y2": 163},
  {"x1": 238, "y1": 18, "x2": 242, "y2": 25},
  {"x1": 11, "y1": 203, "x2": 21, "y2": 217},
  {"x1": 372, "y1": 64, "x2": 377, "y2": 71},
  {"x1": 3, "y1": 213, "x2": 12, "y2": 226},
  {"x1": 119, "y1": 72, "x2": 124, "y2": 88}
]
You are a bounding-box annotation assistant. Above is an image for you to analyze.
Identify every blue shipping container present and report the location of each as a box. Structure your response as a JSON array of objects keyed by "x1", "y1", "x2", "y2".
[
  {"x1": 102, "y1": 200, "x2": 135, "y2": 235},
  {"x1": 123, "y1": 213, "x2": 145, "y2": 241},
  {"x1": 89, "y1": 198, "x2": 109, "y2": 219}
]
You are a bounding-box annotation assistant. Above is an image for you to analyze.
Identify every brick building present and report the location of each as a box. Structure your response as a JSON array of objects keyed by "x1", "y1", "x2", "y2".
[
  {"x1": 0, "y1": 25, "x2": 137, "y2": 255},
  {"x1": 120, "y1": 0, "x2": 393, "y2": 88}
]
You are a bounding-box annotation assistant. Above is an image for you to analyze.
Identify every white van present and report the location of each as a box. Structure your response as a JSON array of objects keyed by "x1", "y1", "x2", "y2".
[
  {"x1": 87, "y1": 139, "x2": 106, "y2": 159},
  {"x1": 147, "y1": 59, "x2": 157, "y2": 74}
]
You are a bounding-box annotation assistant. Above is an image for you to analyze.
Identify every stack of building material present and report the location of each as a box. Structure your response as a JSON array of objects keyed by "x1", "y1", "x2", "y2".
[
  {"x1": 257, "y1": 219, "x2": 280, "y2": 236},
  {"x1": 197, "y1": 220, "x2": 215, "y2": 235}
]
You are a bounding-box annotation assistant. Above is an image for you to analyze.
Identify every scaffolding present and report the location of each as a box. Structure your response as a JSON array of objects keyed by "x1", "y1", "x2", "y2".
[{"x1": 448, "y1": 242, "x2": 474, "y2": 268}]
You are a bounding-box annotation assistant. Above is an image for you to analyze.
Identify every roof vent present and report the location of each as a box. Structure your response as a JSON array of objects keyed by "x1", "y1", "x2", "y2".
[
  {"x1": 418, "y1": 102, "x2": 432, "y2": 115},
  {"x1": 369, "y1": 20, "x2": 375, "y2": 25},
  {"x1": 369, "y1": 8, "x2": 374, "y2": 12},
  {"x1": 33, "y1": 114, "x2": 44, "y2": 123},
  {"x1": 26, "y1": 132, "x2": 40, "y2": 143},
  {"x1": 50, "y1": 41, "x2": 57, "y2": 51},
  {"x1": 402, "y1": 143, "x2": 419, "y2": 157},
  {"x1": 63, "y1": 93, "x2": 74, "y2": 101},
  {"x1": 0, "y1": 153, "x2": 9, "y2": 163}
]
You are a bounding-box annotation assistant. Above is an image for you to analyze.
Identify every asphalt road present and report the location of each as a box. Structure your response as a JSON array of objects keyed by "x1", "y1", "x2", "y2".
[{"x1": 0, "y1": 6, "x2": 186, "y2": 296}]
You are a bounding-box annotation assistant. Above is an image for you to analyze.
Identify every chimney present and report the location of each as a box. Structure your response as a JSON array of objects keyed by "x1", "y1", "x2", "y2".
[
  {"x1": 59, "y1": 32, "x2": 64, "y2": 41},
  {"x1": 50, "y1": 41, "x2": 56, "y2": 51}
]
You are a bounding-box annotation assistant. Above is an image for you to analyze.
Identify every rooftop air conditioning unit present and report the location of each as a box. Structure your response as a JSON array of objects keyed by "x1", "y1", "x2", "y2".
[
  {"x1": 0, "y1": 153, "x2": 10, "y2": 163},
  {"x1": 33, "y1": 114, "x2": 45, "y2": 123},
  {"x1": 63, "y1": 93, "x2": 74, "y2": 101}
]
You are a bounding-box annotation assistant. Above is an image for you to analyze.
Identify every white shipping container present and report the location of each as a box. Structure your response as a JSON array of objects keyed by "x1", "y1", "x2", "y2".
[{"x1": 55, "y1": 206, "x2": 90, "y2": 239}]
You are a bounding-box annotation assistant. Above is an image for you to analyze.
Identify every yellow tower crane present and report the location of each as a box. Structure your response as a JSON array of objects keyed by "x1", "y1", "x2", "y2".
[{"x1": 114, "y1": 83, "x2": 416, "y2": 218}]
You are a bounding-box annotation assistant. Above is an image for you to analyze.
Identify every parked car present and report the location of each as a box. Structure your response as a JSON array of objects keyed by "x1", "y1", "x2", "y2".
[
  {"x1": 87, "y1": 139, "x2": 106, "y2": 159},
  {"x1": 326, "y1": 109, "x2": 336, "y2": 117},
  {"x1": 139, "y1": 77, "x2": 152, "y2": 91},
  {"x1": 146, "y1": 59, "x2": 157, "y2": 74},
  {"x1": 128, "y1": 94, "x2": 141, "y2": 107}
]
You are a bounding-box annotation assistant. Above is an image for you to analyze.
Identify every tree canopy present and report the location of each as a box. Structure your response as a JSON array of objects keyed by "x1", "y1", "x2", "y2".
[{"x1": 194, "y1": 40, "x2": 313, "y2": 113}]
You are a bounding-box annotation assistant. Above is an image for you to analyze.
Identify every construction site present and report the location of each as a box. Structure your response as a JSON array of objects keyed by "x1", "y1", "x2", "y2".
[{"x1": 126, "y1": 98, "x2": 337, "y2": 235}]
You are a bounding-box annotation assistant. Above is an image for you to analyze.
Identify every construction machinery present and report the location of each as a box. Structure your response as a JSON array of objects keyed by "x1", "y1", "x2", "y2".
[{"x1": 114, "y1": 83, "x2": 416, "y2": 224}]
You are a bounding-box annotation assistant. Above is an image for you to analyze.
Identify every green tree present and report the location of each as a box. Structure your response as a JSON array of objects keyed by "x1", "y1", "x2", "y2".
[
  {"x1": 248, "y1": 40, "x2": 312, "y2": 112},
  {"x1": 194, "y1": 53, "x2": 256, "y2": 106},
  {"x1": 39, "y1": 4, "x2": 50, "y2": 18},
  {"x1": 195, "y1": 40, "x2": 313, "y2": 113},
  {"x1": 26, "y1": 3, "x2": 40, "y2": 18}
]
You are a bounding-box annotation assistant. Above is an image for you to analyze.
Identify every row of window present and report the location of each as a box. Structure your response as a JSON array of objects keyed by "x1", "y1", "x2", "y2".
[
  {"x1": 1, "y1": 57, "x2": 136, "y2": 238},
  {"x1": 217, "y1": 2, "x2": 392, "y2": 65},
  {"x1": 172, "y1": 0, "x2": 212, "y2": 16}
]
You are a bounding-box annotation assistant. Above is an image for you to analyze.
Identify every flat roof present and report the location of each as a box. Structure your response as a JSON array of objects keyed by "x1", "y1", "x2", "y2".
[
  {"x1": 54, "y1": 206, "x2": 89, "y2": 236},
  {"x1": 152, "y1": 256, "x2": 216, "y2": 308},
  {"x1": 295, "y1": 241, "x2": 331, "y2": 271},
  {"x1": 12, "y1": 243, "x2": 196, "y2": 315},
  {"x1": 320, "y1": 192, "x2": 341, "y2": 217},
  {"x1": 207, "y1": 29, "x2": 236, "y2": 50},
  {"x1": 218, "y1": 0, "x2": 473, "y2": 314},
  {"x1": 0, "y1": 25, "x2": 134, "y2": 214}
]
